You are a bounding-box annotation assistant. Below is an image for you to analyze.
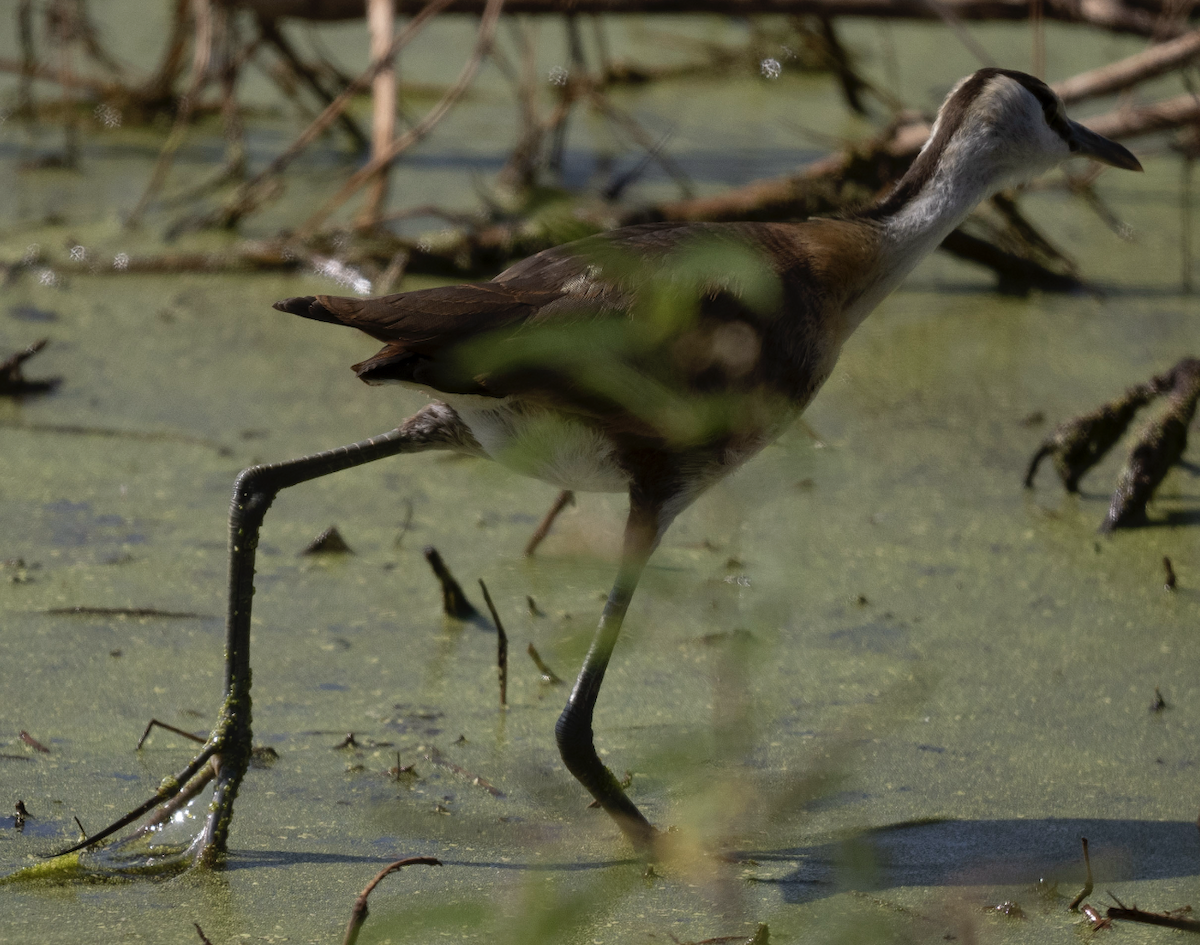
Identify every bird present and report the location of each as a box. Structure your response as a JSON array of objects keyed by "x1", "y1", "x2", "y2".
[{"x1": 271, "y1": 68, "x2": 1141, "y2": 854}]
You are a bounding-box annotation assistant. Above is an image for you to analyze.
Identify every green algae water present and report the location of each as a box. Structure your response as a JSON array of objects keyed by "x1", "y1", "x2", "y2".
[{"x1": 2, "y1": 10, "x2": 1199, "y2": 944}]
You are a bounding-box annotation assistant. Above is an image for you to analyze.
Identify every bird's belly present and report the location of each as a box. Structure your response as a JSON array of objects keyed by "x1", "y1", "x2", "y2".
[{"x1": 443, "y1": 396, "x2": 630, "y2": 493}]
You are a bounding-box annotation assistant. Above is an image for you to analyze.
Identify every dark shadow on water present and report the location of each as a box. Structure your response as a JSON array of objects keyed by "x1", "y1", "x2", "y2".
[
  {"x1": 224, "y1": 819, "x2": 1198, "y2": 897},
  {"x1": 221, "y1": 849, "x2": 639, "y2": 872},
  {"x1": 736, "y1": 818, "x2": 1200, "y2": 903}
]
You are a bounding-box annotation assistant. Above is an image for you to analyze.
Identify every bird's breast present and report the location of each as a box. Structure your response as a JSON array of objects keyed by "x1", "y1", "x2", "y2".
[{"x1": 441, "y1": 395, "x2": 631, "y2": 493}]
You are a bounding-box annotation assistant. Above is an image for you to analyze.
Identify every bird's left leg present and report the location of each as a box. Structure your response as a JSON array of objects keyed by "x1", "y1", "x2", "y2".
[
  {"x1": 53, "y1": 404, "x2": 477, "y2": 866},
  {"x1": 555, "y1": 488, "x2": 674, "y2": 854}
]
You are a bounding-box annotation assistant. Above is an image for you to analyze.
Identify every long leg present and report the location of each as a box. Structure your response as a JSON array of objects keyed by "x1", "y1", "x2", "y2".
[
  {"x1": 55, "y1": 404, "x2": 478, "y2": 864},
  {"x1": 555, "y1": 491, "x2": 670, "y2": 854}
]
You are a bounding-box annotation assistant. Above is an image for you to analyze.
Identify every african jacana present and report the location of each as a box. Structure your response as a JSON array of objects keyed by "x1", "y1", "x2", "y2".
[{"x1": 66, "y1": 69, "x2": 1141, "y2": 862}]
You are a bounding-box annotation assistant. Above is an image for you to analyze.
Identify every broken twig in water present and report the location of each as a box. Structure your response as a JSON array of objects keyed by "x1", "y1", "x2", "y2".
[
  {"x1": 422, "y1": 547, "x2": 483, "y2": 622},
  {"x1": 45, "y1": 606, "x2": 209, "y2": 619},
  {"x1": 527, "y1": 642, "x2": 564, "y2": 684},
  {"x1": 1107, "y1": 897, "x2": 1200, "y2": 932},
  {"x1": 0, "y1": 339, "x2": 59, "y2": 396},
  {"x1": 18, "y1": 731, "x2": 50, "y2": 754},
  {"x1": 136, "y1": 718, "x2": 205, "y2": 750},
  {"x1": 478, "y1": 580, "x2": 508, "y2": 707},
  {"x1": 301, "y1": 525, "x2": 354, "y2": 554},
  {"x1": 295, "y1": 0, "x2": 505, "y2": 238},
  {"x1": 1068, "y1": 837, "x2": 1093, "y2": 911},
  {"x1": 524, "y1": 489, "x2": 574, "y2": 556},
  {"x1": 342, "y1": 856, "x2": 442, "y2": 945},
  {"x1": 425, "y1": 747, "x2": 504, "y2": 797}
]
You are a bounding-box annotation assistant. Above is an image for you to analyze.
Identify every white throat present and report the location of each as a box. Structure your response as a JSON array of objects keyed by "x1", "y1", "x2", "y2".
[{"x1": 880, "y1": 141, "x2": 1002, "y2": 290}]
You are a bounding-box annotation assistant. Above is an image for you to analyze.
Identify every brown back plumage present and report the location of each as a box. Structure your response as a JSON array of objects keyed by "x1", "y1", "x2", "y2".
[{"x1": 275, "y1": 221, "x2": 880, "y2": 416}]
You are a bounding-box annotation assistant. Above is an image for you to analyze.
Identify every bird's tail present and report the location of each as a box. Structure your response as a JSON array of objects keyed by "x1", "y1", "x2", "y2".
[{"x1": 273, "y1": 296, "x2": 343, "y2": 326}]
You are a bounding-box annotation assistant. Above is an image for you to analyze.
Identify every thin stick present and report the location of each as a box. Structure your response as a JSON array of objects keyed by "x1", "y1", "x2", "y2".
[
  {"x1": 524, "y1": 489, "x2": 574, "y2": 556},
  {"x1": 424, "y1": 748, "x2": 505, "y2": 796},
  {"x1": 136, "y1": 718, "x2": 206, "y2": 749},
  {"x1": 527, "y1": 643, "x2": 564, "y2": 684},
  {"x1": 342, "y1": 857, "x2": 442, "y2": 945},
  {"x1": 1183, "y1": 154, "x2": 1194, "y2": 292},
  {"x1": 125, "y1": 0, "x2": 219, "y2": 228},
  {"x1": 1068, "y1": 837, "x2": 1093, "y2": 910},
  {"x1": 17, "y1": 0, "x2": 36, "y2": 118},
  {"x1": 921, "y1": 0, "x2": 995, "y2": 67},
  {"x1": 479, "y1": 580, "x2": 508, "y2": 706},
  {"x1": 1054, "y1": 27, "x2": 1200, "y2": 104},
  {"x1": 257, "y1": 16, "x2": 370, "y2": 151},
  {"x1": 295, "y1": 0, "x2": 505, "y2": 238},
  {"x1": 423, "y1": 547, "x2": 482, "y2": 621},
  {"x1": 360, "y1": 0, "x2": 398, "y2": 226},
  {"x1": 217, "y1": 0, "x2": 456, "y2": 226},
  {"x1": 1030, "y1": 0, "x2": 1045, "y2": 78}
]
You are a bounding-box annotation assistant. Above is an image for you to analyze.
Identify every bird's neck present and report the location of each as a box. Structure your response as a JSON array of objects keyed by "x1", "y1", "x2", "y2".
[
  {"x1": 841, "y1": 150, "x2": 1000, "y2": 338},
  {"x1": 880, "y1": 158, "x2": 994, "y2": 266}
]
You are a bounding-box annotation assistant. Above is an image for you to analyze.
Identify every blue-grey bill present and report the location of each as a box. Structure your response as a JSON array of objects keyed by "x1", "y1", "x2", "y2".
[{"x1": 1068, "y1": 121, "x2": 1143, "y2": 171}]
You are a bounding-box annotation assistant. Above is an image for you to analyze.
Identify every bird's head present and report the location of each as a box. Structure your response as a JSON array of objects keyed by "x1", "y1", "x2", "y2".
[
  {"x1": 951, "y1": 68, "x2": 1138, "y2": 177},
  {"x1": 933, "y1": 68, "x2": 1141, "y2": 189},
  {"x1": 875, "y1": 69, "x2": 1141, "y2": 221}
]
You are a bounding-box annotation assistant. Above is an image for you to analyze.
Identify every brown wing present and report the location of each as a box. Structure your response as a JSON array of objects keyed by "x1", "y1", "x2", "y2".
[
  {"x1": 272, "y1": 225, "x2": 693, "y2": 394},
  {"x1": 273, "y1": 219, "x2": 877, "y2": 411},
  {"x1": 274, "y1": 282, "x2": 564, "y2": 348}
]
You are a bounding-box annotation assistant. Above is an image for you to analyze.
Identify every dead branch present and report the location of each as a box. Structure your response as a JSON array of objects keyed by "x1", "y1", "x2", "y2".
[
  {"x1": 213, "y1": 0, "x2": 458, "y2": 227},
  {"x1": 1055, "y1": 27, "x2": 1200, "y2": 103},
  {"x1": 233, "y1": 0, "x2": 1187, "y2": 38},
  {"x1": 1086, "y1": 91, "x2": 1200, "y2": 140},
  {"x1": 256, "y1": 14, "x2": 370, "y2": 150},
  {"x1": 1106, "y1": 904, "x2": 1200, "y2": 932},
  {"x1": 294, "y1": 0, "x2": 506, "y2": 237},
  {"x1": 359, "y1": 0, "x2": 399, "y2": 225}
]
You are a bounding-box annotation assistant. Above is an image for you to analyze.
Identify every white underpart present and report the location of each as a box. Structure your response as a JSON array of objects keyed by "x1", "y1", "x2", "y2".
[{"x1": 440, "y1": 392, "x2": 631, "y2": 492}]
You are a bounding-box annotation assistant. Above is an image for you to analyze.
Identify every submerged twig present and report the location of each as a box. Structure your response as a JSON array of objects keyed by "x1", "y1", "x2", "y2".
[
  {"x1": 527, "y1": 642, "x2": 563, "y2": 684},
  {"x1": 301, "y1": 525, "x2": 354, "y2": 554},
  {"x1": 45, "y1": 606, "x2": 209, "y2": 619},
  {"x1": 424, "y1": 747, "x2": 504, "y2": 797}
]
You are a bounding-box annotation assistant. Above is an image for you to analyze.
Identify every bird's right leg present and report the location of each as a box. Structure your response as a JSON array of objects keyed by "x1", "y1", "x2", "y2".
[
  {"x1": 53, "y1": 403, "x2": 478, "y2": 867},
  {"x1": 555, "y1": 492, "x2": 670, "y2": 854}
]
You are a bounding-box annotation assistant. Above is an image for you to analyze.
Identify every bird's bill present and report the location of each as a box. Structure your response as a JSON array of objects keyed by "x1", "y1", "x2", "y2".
[{"x1": 1067, "y1": 120, "x2": 1143, "y2": 171}]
